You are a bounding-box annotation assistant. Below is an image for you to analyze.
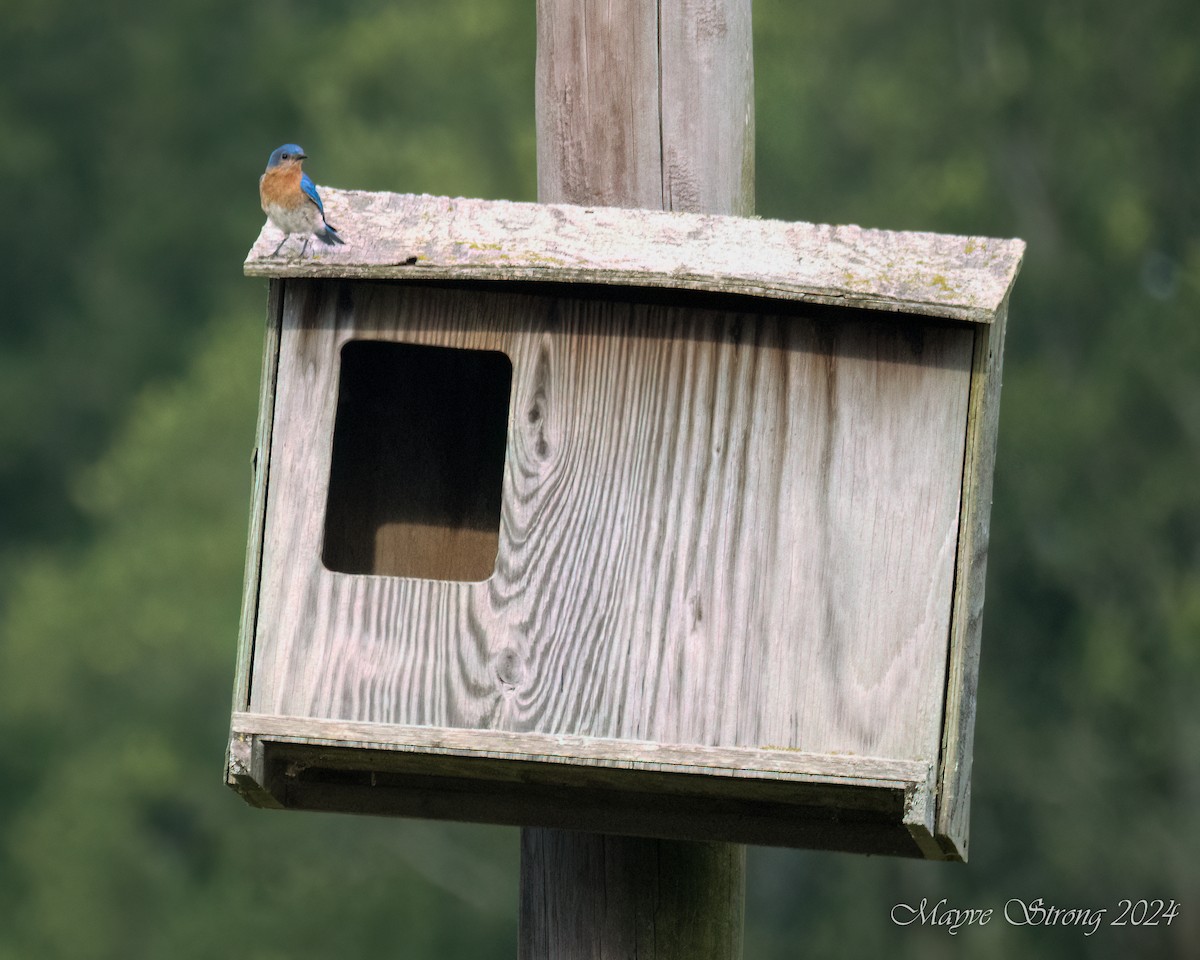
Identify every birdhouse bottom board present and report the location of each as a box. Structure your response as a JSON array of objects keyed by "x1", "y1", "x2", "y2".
[{"x1": 229, "y1": 276, "x2": 984, "y2": 860}]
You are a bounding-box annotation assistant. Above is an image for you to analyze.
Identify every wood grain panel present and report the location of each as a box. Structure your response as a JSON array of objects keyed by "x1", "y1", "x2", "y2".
[{"x1": 250, "y1": 279, "x2": 972, "y2": 768}]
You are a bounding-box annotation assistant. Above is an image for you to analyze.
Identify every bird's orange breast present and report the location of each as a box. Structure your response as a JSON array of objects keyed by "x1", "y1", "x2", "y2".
[{"x1": 259, "y1": 163, "x2": 303, "y2": 212}]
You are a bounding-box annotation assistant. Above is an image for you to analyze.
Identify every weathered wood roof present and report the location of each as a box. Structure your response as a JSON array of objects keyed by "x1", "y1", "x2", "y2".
[{"x1": 245, "y1": 190, "x2": 1025, "y2": 324}]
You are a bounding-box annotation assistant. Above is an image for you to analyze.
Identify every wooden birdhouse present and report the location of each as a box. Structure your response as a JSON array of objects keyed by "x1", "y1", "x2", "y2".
[{"x1": 227, "y1": 190, "x2": 1024, "y2": 861}]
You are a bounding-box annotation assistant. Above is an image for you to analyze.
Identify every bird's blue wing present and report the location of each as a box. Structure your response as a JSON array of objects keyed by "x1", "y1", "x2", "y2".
[{"x1": 300, "y1": 173, "x2": 325, "y2": 214}]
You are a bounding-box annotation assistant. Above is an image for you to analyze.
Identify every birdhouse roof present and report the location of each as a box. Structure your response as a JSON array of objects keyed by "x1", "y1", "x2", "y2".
[{"x1": 245, "y1": 190, "x2": 1025, "y2": 324}]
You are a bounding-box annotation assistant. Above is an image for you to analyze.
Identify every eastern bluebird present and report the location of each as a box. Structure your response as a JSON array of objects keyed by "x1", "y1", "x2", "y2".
[{"x1": 259, "y1": 144, "x2": 345, "y2": 256}]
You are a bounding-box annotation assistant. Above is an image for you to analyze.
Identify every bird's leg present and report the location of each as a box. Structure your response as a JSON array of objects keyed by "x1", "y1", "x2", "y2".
[
  {"x1": 301, "y1": 236, "x2": 311, "y2": 258},
  {"x1": 271, "y1": 233, "x2": 290, "y2": 257}
]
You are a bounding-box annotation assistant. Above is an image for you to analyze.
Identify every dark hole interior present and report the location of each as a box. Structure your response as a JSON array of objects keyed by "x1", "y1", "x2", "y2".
[{"x1": 322, "y1": 339, "x2": 512, "y2": 581}]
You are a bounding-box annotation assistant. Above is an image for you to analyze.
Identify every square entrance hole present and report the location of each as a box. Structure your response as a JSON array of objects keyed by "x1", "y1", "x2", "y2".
[{"x1": 322, "y1": 339, "x2": 513, "y2": 581}]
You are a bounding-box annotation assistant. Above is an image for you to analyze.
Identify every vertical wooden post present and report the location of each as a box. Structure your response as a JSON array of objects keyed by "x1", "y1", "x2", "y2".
[
  {"x1": 535, "y1": 0, "x2": 754, "y2": 217},
  {"x1": 522, "y1": 1, "x2": 754, "y2": 957},
  {"x1": 520, "y1": 831, "x2": 745, "y2": 959}
]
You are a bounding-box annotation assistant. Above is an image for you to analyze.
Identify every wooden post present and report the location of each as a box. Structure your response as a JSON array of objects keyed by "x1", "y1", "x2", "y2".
[
  {"x1": 535, "y1": 0, "x2": 754, "y2": 217},
  {"x1": 522, "y1": 1, "x2": 754, "y2": 956},
  {"x1": 520, "y1": 832, "x2": 745, "y2": 959}
]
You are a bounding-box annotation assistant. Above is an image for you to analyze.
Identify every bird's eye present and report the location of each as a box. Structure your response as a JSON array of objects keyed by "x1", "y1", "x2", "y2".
[{"x1": 280, "y1": 152, "x2": 289, "y2": 160}]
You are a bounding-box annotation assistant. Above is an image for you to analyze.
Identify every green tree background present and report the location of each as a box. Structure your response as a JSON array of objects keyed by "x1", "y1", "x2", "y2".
[{"x1": 1, "y1": 0, "x2": 1196, "y2": 957}]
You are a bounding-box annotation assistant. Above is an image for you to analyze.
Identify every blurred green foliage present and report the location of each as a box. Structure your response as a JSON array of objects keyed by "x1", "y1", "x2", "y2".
[{"x1": 0, "y1": 0, "x2": 1196, "y2": 957}]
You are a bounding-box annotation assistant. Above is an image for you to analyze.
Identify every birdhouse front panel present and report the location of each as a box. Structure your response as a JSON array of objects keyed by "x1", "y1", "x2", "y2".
[{"x1": 229, "y1": 192, "x2": 1024, "y2": 860}]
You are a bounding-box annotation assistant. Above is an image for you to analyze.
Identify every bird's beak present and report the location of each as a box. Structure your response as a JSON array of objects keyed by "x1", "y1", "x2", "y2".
[{"x1": 296, "y1": 153, "x2": 308, "y2": 161}]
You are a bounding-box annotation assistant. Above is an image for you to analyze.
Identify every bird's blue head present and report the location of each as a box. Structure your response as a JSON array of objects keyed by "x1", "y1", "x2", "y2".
[{"x1": 266, "y1": 144, "x2": 307, "y2": 170}]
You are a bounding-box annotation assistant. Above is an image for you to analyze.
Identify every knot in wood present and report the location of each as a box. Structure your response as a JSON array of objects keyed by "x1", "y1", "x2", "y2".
[{"x1": 494, "y1": 648, "x2": 525, "y2": 689}]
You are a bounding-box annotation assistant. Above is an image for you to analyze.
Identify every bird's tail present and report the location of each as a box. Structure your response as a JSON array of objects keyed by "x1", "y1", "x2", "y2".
[{"x1": 320, "y1": 221, "x2": 345, "y2": 245}]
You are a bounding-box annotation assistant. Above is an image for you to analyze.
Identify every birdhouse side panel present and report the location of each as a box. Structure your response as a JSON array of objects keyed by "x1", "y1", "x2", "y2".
[
  {"x1": 936, "y1": 298, "x2": 1012, "y2": 859},
  {"x1": 232, "y1": 280, "x2": 284, "y2": 714}
]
